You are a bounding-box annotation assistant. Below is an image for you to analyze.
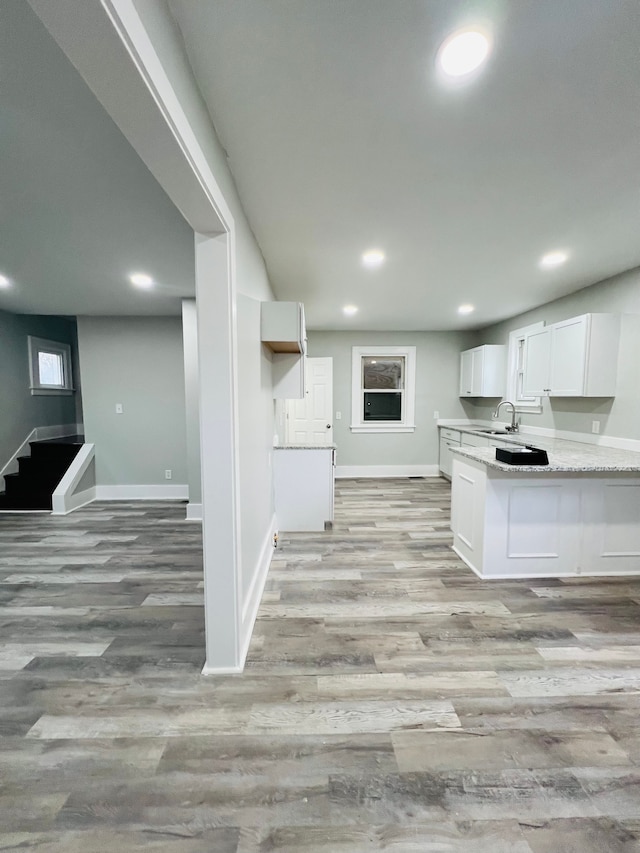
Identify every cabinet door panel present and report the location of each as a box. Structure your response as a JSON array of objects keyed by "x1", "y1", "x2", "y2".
[
  {"x1": 470, "y1": 348, "x2": 484, "y2": 395},
  {"x1": 523, "y1": 328, "x2": 552, "y2": 396},
  {"x1": 460, "y1": 350, "x2": 473, "y2": 396},
  {"x1": 549, "y1": 316, "x2": 587, "y2": 396}
]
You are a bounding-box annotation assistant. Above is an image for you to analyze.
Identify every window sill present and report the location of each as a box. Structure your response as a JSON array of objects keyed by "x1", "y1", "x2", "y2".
[
  {"x1": 30, "y1": 387, "x2": 74, "y2": 396},
  {"x1": 351, "y1": 424, "x2": 416, "y2": 434}
]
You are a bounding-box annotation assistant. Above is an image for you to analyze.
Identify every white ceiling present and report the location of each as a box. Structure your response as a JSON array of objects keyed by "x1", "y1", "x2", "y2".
[
  {"x1": 169, "y1": 0, "x2": 640, "y2": 331},
  {"x1": 0, "y1": 0, "x2": 194, "y2": 317}
]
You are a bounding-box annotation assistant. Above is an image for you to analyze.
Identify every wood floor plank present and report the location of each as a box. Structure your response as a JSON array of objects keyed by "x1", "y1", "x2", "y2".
[{"x1": 2, "y1": 479, "x2": 640, "y2": 849}]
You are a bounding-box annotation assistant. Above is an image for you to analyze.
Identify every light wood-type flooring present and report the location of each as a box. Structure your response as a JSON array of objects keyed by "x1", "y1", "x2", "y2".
[{"x1": 2, "y1": 478, "x2": 640, "y2": 851}]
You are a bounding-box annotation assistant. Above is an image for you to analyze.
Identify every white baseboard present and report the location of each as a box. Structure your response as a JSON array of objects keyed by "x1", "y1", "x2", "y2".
[
  {"x1": 335, "y1": 464, "x2": 440, "y2": 479},
  {"x1": 94, "y1": 484, "x2": 189, "y2": 500},
  {"x1": 238, "y1": 514, "x2": 278, "y2": 669},
  {"x1": 185, "y1": 502, "x2": 203, "y2": 522},
  {"x1": 52, "y1": 486, "x2": 96, "y2": 516},
  {"x1": 201, "y1": 663, "x2": 243, "y2": 675}
]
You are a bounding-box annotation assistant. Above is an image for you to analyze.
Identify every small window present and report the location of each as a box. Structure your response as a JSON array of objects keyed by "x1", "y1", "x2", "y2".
[
  {"x1": 506, "y1": 323, "x2": 544, "y2": 411},
  {"x1": 28, "y1": 336, "x2": 74, "y2": 396},
  {"x1": 351, "y1": 346, "x2": 416, "y2": 433}
]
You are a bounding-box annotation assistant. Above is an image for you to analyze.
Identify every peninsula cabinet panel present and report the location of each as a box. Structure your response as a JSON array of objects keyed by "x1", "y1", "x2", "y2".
[
  {"x1": 523, "y1": 313, "x2": 620, "y2": 397},
  {"x1": 581, "y1": 479, "x2": 640, "y2": 574},
  {"x1": 451, "y1": 455, "x2": 640, "y2": 579}
]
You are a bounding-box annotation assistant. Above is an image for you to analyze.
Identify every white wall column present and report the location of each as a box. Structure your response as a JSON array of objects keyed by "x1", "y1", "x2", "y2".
[
  {"x1": 181, "y1": 299, "x2": 202, "y2": 520},
  {"x1": 196, "y1": 233, "x2": 242, "y2": 672}
]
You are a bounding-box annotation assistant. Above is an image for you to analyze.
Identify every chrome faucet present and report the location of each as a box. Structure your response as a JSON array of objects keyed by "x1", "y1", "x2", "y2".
[{"x1": 493, "y1": 400, "x2": 519, "y2": 432}]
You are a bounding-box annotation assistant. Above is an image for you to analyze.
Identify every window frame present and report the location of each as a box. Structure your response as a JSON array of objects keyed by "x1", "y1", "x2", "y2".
[
  {"x1": 350, "y1": 345, "x2": 416, "y2": 433},
  {"x1": 506, "y1": 322, "x2": 544, "y2": 412},
  {"x1": 28, "y1": 336, "x2": 74, "y2": 396}
]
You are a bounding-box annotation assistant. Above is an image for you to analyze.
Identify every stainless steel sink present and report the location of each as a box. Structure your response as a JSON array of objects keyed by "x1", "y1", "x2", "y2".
[{"x1": 476, "y1": 429, "x2": 511, "y2": 435}]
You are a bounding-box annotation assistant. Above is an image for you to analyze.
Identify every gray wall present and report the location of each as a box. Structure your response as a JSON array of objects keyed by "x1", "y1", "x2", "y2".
[
  {"x1": 308, "y1": 330, "x2": 475, "y2": 467},
  {"x1": 468, "y1": 267, "x2": 640, "y2": 441},
  {"x1": 0, "y1": 309, "x2": 78, "y2": 467},
  {"x1": 77, "y1": 316, "x2": 187, "y2": 486}
]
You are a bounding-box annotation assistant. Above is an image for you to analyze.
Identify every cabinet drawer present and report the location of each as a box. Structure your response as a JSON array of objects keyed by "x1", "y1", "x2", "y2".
[{"x1": 440, "y1": 428, "x2": 461, "y2": 442}]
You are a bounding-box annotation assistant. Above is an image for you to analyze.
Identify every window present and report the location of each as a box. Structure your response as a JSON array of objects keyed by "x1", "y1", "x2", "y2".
[
  {"x1": 506, "y1": 322, "x2": 544, "y2": 411},
  {"x1": 351, "y1": 346, "x2": 416, "y2": 433},
  {"x1": 28, "y1": 336, "x2": 74, "y2": 396}
]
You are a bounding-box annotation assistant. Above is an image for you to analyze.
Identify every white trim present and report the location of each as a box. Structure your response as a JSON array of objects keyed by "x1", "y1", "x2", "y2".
[
  {"x1": 185, "y1": 502, "x2": 203, "y2": 522},
  {"x1": 27, "y1": 335, "x2": 74, "y2": 395},
  {"x1": 52, "y1": 443, "x2": 96, "y2": 515},
  {"x1": 506, "y1": 322, "x2": 545, "y2": 412},
  {"x1": 94, "y1": 484, "x2": 188, "y2": 500},
  {"x1": 238, "y1": 514, "x2": 278, "y2": 668},
  {"x1": 335, "y1": 464, "x2": 440, "y2": 479},
  {"x1": 201, "y1": 663, "x2": 243, "y2": 675},
  {"x1": 350, "y1": 345, "x2": 416, "y2": 433}
]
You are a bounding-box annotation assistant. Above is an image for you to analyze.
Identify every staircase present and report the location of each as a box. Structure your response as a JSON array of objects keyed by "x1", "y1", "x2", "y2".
[{"x1": 0, "y1": 436, "x2": 84, "y2": 511}]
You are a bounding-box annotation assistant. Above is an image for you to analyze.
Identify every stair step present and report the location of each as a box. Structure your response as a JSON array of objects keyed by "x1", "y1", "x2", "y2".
[{"x1": 1, "y1": 437, "x2": 84, "y2": 511}]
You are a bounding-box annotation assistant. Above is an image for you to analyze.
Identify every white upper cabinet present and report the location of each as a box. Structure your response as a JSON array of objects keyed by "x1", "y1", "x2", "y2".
[
  {"x1": 459, "y1": 345, "x2": 506, "y2": 397},
  {"x1": 523, "y1": 313, "x2": 620, "y2": 397},
  {"x1": 261, "y1": 301, "x2": 306, "y2": 353}
]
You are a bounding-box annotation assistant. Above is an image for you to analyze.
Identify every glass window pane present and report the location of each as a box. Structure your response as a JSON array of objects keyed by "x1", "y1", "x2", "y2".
[
  {"x1": 363, "y1": 391, "x2": 402, "y2": 421},
  {"x1": 362, "y1": 357, "x2": 404, "y2": 389},
  {"x1": 38, "y1": 351, "x2": 63, "y2": 386}
]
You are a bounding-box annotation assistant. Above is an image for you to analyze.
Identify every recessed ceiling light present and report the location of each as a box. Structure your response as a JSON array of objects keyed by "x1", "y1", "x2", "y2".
[
  {"x1": 0, "y1": 274, "x2": 10, "y2": 288},
  {"x1": 437, "y1": 29, "x2": 492, "y2": 78},
  {"x1": 129, "y1": 272, "x2": 154, "y2": 289},
  {"x1": 458, "y1": 304, "x2": 475, "y2": 315},
  {"x1": 362, "y1": 249, "x2": 385, "y2": 268},
  {"x1": 343, "y1": 305, "x2": 358, "y2": 316},
  {"x1": 539, "y1": 250, "x2": 569, "y2": 269}
]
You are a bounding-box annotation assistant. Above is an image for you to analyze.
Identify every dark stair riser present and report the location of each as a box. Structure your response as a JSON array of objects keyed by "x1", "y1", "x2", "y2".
[{"x1": 1, "y1": 438, "x2": 83, "y2": 512}]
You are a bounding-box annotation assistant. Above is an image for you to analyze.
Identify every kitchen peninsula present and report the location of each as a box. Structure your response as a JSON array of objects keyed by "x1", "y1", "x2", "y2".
[{"x1": 451, "y1": 435, "x2": 640, "y2": 579}]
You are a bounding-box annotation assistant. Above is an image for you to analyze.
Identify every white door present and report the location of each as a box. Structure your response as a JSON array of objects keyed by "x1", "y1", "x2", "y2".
[
  {"x1": 460, "y1": 350, "x2": 473, "y2": 395},
  {"x1": 285, "y1": 357, "x2": 333, "y2": 445}
]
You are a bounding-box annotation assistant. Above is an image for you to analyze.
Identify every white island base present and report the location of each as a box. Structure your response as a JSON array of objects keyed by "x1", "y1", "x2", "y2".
[{"x1": 451, "y1": 455, "x2": 640, "y2": 579}]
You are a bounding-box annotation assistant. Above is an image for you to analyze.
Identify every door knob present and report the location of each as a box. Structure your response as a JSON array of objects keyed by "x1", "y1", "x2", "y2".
[{"x1": 326, "y1": 424, "x2": 331, "y2": 428}]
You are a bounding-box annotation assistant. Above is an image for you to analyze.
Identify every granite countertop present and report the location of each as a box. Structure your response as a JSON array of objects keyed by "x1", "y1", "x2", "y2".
[
  {"x1": 452, "y1": 438, "x2": 640, "y2": 473},
  {"x1": 274, "y1": 444, "x2": 336, "y2": 450}
]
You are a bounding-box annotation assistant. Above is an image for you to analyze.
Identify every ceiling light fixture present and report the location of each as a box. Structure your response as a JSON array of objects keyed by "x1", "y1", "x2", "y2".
[
  {"x1": 458, "y1": 304, "x2": 475, "y2": 315},
  {"x1": 343, "y1": 305, "x2": 358, "y2": 316},
  {"x1": 437, "y1": 29, "x2": 492, "y2": 78},
  {"x1": 0, "y1": 274, "x2": 10, "y2": 288},
  {"x1": 361, "y1": 249, "x2": 385, "y2": 268},
  {"x1": 539, "y1": 250, "x2": 569, "y2": 269},
  {"x1": 129, "y1": 272, "x2": 154, "y2": 289}
]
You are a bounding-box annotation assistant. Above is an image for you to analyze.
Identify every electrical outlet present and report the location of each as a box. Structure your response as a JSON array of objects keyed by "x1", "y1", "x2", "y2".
[
  {"x1": 165, "y1": 469, "x2": 172, "y2": 480},
  {"x1": 592, "y1": 420, "x2": 600, "y2": 435},
  {"x1": 115, "y1": 403, "x2": 123, "y2": 414},
  {"x1": 335, "y1": 411, "x2": 341, "y2": 420},
  {"x1": 433, "y1": 410, "x2": 439, "y2": 420}
]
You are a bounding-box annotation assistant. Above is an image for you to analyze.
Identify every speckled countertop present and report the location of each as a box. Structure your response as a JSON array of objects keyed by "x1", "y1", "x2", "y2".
[
  {"x1": 452, "y1": 437, "x2": 640, "y2": 473},
  {"x1": 274, "y1": 444, "x2": 336, "y2": 450}
]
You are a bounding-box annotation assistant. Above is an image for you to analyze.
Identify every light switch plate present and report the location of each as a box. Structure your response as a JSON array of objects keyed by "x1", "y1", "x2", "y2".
[{"x1": 115, "y1": 403, "x2": 123, "y2": 414}]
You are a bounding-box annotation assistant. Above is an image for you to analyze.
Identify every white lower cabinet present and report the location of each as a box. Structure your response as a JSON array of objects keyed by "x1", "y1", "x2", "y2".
[
  {"x1": 451, "y1": 455, "x2": 640, "y2": 578},
  {"x1": 439, "y1": 429, "x2": 461, "y2": 478},
  {"x1": 273, "y1": 447, "x2": 335, "y2": 531}
]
